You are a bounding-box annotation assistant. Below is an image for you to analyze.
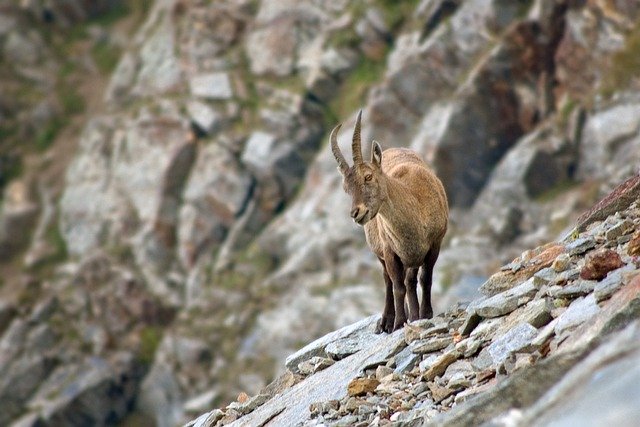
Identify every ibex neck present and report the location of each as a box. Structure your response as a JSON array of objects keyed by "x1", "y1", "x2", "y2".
[{"x1": 377, "y1": 175, "x2": 419, "y2": 231}]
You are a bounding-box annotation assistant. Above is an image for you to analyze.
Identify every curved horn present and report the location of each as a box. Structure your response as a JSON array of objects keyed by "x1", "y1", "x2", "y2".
[
  {"x1": 352, "y1": 110, "x2": 363, "y2": 164},
  {"x1": 330, "y1": 124, "x2": 349, "y2": 173}
]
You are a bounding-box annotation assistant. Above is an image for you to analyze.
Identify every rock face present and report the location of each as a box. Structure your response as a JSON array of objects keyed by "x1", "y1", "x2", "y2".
[
  {"x1": 3, "y1": 0, "x2": 640, "y2": 425},
  {"x1": 187, "y1": 199, "x2": 640, "y2": 426}
]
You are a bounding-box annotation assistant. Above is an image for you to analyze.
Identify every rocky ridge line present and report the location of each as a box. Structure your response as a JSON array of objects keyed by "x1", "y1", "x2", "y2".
[{"x1": 187, "y1": 177, "x2": 640, "y2": 426}]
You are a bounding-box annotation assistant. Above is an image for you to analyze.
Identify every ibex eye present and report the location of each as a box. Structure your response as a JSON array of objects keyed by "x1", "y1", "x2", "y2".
[{"x1": 365, "y1": 174, "x2": 373, "y2": 181}]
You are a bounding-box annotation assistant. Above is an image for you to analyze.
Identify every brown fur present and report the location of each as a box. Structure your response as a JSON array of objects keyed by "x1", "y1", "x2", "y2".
[{"x1": 331, "y1": 112, "x2": 449, "y2": 333}]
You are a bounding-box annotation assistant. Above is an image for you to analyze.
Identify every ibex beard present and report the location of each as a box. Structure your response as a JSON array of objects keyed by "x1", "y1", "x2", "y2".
[{"x1": 331, "y1": 110, "x2": 449, "y2": 333}]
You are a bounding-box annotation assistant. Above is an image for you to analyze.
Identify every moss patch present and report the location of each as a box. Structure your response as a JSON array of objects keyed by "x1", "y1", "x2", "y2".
[
  {"x1": 329, "y1": 55, "x2": 387, "y2": 120},
  {"x1": 138, "y1": 326, "x2": 163, "y2": 366},
  {"x1": 91, "y1": 40, "x2": 122, "y2": 74}
]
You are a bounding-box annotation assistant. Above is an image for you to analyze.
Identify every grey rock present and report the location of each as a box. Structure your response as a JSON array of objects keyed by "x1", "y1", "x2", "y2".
[
  {"x1": 533, "y1": 267, "x2": 557, "y2": 287},
  {"x1": 178, "y1": 142, "x2": 252, "y2": 268},
  {"x1": 183, "y1": 390, "x2": 219, "y2": 414},
  {"x1": 393, "y1": 346, "x2": 421, "y2": 373},
  {"x1": 186, "y1": 101, "x2": 222, "y2": 135},
  {"x1": 459, "y1": 312, "x2": 482, "y2": 336},
  {"x1": 475, "y1": 278, "x2": 537, "y2": 318},
  {"x1": 186, "y1": 409, "x2": 224, "y2": 427},
  {"x1": 471, "y1": 317, "x2": 505, "y2": 341},
  {"x1": 487, "y1": 323, "x2": 538, "y2": 366},
  {"x1": 0, "y1": 355, "x2": 56, "y2": 425},
  {"x1": 325, "y1": 336, "x2": 367, "y2": 360},
  {"x1": 567, "y1": 237, "x2": 596, "y2": 256},
  {"x1": 298, "y1": 357, "x2": 335, "y2": 375},
  {"x1": 419, "y1": 355, "x2": 440, "y2": 373},
  {"x1": 410, "y1": 336, "x2": 453, "y2": 354},
  {"x1": 285, "y1": 316, "x2": 378, "y2": 375},
  {"x1": 245, "y1": 25, "x2": 295, "y2": 77},
  {"x1": 105, "y1": 52, "x2": 138, "y2": 104},
  {"x1": 528, "y1": 318, "x2": 560, "y2": 350},
  {"x1": 472, "y1": 347, "x2": 495, "y2": 372},
  {"x1": 135, "y1": 15, "x2": 182, "y2": 96},
  {"x1": 241, "y1": 131, "x2": 277, "y2": 174},
  {"x1": 28, "y1": 354, "x2": 142, "y2": 427},
  {"x1": 190, "y1": 73, "x2": 234, "y2": 100},
  {"x1": 443, "y1": 360, "x2": 475, "y2": 383},
  {"x1": 605, "y1": 219, "x2": 633, "y2": 242},
  {"x1": 519, "y1": 299, "x2": 553, "y2": 329},
  {"x1": 549, "y1": 280, "x2": 596, "y2": 298},
  {"x1": 593, "y1": 266, "x2": 637, "y2": 302},
  {"x1": 229, "y1": 393, "x2": 270, "y2": 415},
  {"x1": 578, "y1": 103, "x2": 640, "y2": 181},
  {"x1": 138, "y1": 361, "x2": 183, "y2": 427},
  {"x1": 554, "y1": 294, "x2": 601, "y2": 335}
]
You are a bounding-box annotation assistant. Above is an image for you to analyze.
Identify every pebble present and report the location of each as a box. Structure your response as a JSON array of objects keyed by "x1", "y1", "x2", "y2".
[{"x1": 347, "y1": 378, "x2": 380, "y2": 397}]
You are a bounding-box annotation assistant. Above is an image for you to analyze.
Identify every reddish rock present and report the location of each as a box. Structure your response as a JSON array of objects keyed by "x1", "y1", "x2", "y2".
[
  {"x1": 628, "y1": 232, "x2": 640, "y2": 257},
  {"x1": 347, "y1": 378, "x2": 380, "y2": 397},
  {"x1": 580, "y1": 249, "x2": 624, "y2": 281}
]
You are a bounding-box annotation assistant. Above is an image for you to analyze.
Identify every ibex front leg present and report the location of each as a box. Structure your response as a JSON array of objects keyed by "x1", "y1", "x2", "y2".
[
  {"x1": 375, "y1": 259, "x2": 395, "y2": 334},
  {"x1": 385, "y1": 248, "x2": 407, "y2": 331}
]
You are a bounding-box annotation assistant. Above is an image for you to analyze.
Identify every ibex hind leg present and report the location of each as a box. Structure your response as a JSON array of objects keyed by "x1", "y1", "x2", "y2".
[
  {"x1": 375, "y1": 259, "x2": 395, "y2": 334},
  {"x1": 419, "y1": 245, "x2": 441, "y2": 319},
  {"x1": 405, "y1": 267, "x2": 419, "y2": 322}
]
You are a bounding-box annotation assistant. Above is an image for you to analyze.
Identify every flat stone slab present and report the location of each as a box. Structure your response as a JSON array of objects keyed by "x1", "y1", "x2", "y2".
[
  {"x1": 227, "y1": 327, "x2": 405, "y2": 426},
  {"x1": 554, "y1": 294, "x2": 601, "y2": 335},
  {"x1": 474, "y1": 278, "x2": 537, "y2": 318},
  {"x1": 285, "y1": 315, "x2": 379, "y2": 374}
]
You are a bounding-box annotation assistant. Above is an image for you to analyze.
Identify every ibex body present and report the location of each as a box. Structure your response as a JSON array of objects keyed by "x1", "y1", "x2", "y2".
[{"x1": 331, "y1": 111, "x2": 448, "y2": 333}]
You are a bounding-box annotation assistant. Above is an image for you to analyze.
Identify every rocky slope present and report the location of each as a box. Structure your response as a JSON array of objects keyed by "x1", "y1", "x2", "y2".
[
  {"x1": 1, "y1": 0, "x2": 640, "y2": 426},
  {"x1": 187, "y1": 178, "x2": 640, "y2": 426}
]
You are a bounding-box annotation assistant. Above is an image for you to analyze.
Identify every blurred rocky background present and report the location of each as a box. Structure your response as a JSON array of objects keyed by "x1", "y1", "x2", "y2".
[{"x1": 0, "y1": 0, "x2": 639, "y2": 425}]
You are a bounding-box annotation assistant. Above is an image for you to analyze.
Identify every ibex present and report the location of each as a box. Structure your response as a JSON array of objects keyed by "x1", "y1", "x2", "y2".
[{"x1": 331, "y1": 111, "x2": 448, "y2": 333}]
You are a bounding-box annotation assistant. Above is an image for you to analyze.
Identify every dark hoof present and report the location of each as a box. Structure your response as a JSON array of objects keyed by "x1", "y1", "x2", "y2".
[
  {"x1": 375, "y1": 315, "x2": 394, "y2": 334},
  {"x1": 420, "y1": 306, "x2": 433, "y2": 319},
  {"x1": 392, "y1": 317, "x2": 407, "y2": 332}
]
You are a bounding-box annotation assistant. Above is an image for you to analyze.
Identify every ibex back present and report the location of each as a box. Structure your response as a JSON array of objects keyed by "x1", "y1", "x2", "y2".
[{"x1": 331, "y1": 111, "x2": 448, "y2": 333}]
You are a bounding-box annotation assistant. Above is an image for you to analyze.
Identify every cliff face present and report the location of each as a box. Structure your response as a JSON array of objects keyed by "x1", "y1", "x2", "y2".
[{"x1": 1, "y1": 0, "x2": 640, "y2": 426}]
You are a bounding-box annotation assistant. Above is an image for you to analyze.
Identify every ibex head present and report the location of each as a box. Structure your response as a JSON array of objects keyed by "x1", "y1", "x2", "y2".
[{"x1": 331, "y1": 110, "x2": 384, "y2": 226}]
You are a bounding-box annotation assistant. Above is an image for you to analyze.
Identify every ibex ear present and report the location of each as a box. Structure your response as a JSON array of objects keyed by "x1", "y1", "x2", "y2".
[{"x1": 371, "y1": 140, "x2": 382, "y2": 167}]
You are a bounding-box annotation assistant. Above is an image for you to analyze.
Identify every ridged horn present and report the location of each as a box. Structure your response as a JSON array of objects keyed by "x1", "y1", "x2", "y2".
[
  {"x1": 330, "y1": 123, "x2": 349, "y2": 173},
  {"x1": 352, "y1": 110, "x2": 363, "y2": 164}
]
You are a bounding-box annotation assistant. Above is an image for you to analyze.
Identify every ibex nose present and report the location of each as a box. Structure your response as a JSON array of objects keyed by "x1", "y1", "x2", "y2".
[{"x1": 350, "y1": 207, "x2": 360, "y2": 219}]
